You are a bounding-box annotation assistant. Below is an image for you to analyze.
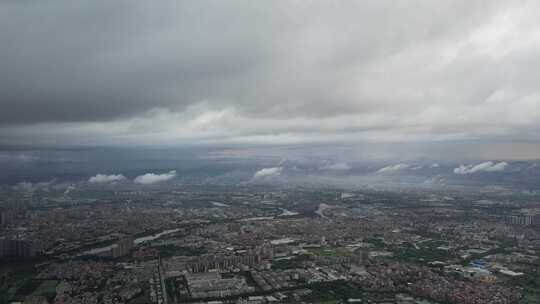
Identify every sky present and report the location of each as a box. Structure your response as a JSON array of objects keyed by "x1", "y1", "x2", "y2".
[{"x1": 1, "y1": 0, "x2": 539, "y2": 159}]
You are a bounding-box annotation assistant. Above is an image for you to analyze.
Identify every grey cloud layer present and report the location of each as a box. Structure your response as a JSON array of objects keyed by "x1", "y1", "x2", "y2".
[{"x1": 1, "y1": 1, "x2": 539, "y2": 150}]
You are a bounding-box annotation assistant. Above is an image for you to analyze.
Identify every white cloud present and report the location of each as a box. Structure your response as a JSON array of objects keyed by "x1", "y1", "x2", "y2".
[
  {"x1": 12, "y1": 181, "x2": 34, "y2": 192},
  {"x1": 12, "y1": 181, "x2": 50, "y2": 192},
  {"x1": 430, "y1": 163, "x2": 440, "y2": 168},
  {"x1": 88, "y1": 174, "x2": 126, "y2": 184},
  {"x1": 453, "y1": 161, "x2": 509, "y2": 174},
  {"x1": 320, "y1": 162, "x2": 351, "y2": 171},
  {"x1": 63, "y1": 185, "x2": 76, "y2": 195},
  {"x1": 377, "y1": 164, "x2": 409, "y2": 173},
  {"x1": 253, "y1": 167, "x2": 283, "y2": 179},
  {"x1": 134, "y1": 170, "x2": 177, "y2": 185}
]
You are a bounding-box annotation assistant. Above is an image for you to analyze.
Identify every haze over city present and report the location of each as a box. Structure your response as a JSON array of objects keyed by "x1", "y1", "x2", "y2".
[{"x1": 1, "y1": 1, "x2": 539, "y2": 304}]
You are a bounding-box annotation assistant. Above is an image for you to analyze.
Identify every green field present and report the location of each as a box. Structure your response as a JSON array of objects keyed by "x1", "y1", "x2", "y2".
[
  {"x1": 12, "y1": 279, "x2": 58, "y2": 301},
  {"x1": 31, "y1": 280, "x2": 58, "y2": 297},
  {"x1": 524, "y1": 291, "x2": 539, "y2": 304}
]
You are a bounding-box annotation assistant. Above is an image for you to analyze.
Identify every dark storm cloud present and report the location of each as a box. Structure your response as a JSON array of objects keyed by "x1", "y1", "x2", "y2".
[
  {"x1": 0, "y1": 1, "x2": 257, "y2": 124},
  {"x1": 0, "y1": 0, "x2": 539, "y2": 156},
  {"x1": 0, "y1": 1, "x2": 500, "y2": 123}
]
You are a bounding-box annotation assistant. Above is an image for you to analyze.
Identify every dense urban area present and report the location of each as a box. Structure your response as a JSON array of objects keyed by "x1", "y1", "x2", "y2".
[
  {"x1": 1, "y1": 183, "x2": 539, "y2": 304},
  {"x1": 3, "y1": 0, "x2": 540, "y2": 303}
]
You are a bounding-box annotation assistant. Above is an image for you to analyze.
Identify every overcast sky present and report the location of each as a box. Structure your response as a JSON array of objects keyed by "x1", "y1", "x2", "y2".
[{"x1": 0, "y1": 0, "x2": 539, "y2": 158}]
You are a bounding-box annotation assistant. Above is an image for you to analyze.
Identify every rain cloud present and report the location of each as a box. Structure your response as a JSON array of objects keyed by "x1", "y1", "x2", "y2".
[{"x1": 0, "y1": 0, "x2": 539, "y2": 160}]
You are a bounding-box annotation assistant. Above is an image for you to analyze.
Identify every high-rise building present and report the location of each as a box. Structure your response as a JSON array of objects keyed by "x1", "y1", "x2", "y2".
[
  {"x1": 0, "y1": 210, "x2": 14, "y2": 227},
  {"x1": 506, "y1": 215, "x2": 535, "y2": 226},
  {"x1": 0, "y1": 239, "x2": 36, "y2": 258},
  {"x1": 111, "y1": 237, "x2": 134, "y2": 258}
]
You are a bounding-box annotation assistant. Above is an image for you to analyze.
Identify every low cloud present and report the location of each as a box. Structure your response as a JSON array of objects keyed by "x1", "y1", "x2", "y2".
[
  {"x1": 12, "y1": 181, "x2": 50, "y2": 192},
  {"x1": 253, "y1": 167, "x2": 283, "y2": 179},
  {"x1": 134, "y1": 170, "x2": 177, "y2": 185},
  {"x1": 320, "y1": 162, "x2": 351, "y2": 171},
  {"x1": 88, "y1": 174, "x2": 127, "y2": 184},
  {"x1": 454, "y1": 161, "x2": 509, "y2": 174},
  {"x1": 377, "y1": 164, "x2": 409, "y2": 173},
  {"x1": 0, "y1": 153, "x2": 39, "y2": 162},
  {"x1": 63, "y1": 185, "x2": 76, "y2": 195},
  {"x1": 12, "y1": 181, "x2": 35, "y2": 192}
]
